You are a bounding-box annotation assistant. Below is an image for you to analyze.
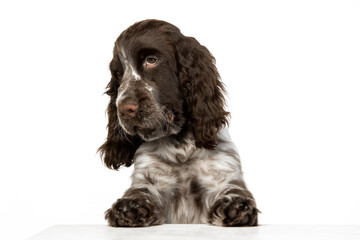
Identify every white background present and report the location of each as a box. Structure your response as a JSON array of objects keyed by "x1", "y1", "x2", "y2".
[{"x1": 1, "y1": 0, "x2": 360, "y2": 239}]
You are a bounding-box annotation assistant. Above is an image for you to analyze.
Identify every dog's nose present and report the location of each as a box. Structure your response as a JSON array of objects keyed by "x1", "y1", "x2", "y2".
[{"x1": 118, "y1": 103, "x2": 138, "y2": 119}]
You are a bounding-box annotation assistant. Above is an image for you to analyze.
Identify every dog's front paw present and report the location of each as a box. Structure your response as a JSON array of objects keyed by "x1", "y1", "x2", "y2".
[
  {"x1": 208, "y1": 196, "x2": 259, "y2": 226},
  {"x1": 105, "y1": 198, "x2": 164, "y2": 227}
]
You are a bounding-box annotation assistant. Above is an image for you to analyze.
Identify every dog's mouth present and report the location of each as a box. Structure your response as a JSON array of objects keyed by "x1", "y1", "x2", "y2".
[
  {"x1": 134, "y1": 126, "x2": 144, "y2": 132},
  {"x1": 118, "y1": 109, "x2": 180, "y2": 141},
  {"x1": 133, "y1": 125, "x2": 153, "y2": 134}
]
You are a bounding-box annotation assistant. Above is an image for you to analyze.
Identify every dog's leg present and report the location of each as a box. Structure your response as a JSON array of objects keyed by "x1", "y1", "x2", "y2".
[
  {"x1": 105, "y1": 149, "x2": 177, "y2": 227},
  {"x1": 207, "y1": 181, "x2": 259, "y2": 226}
]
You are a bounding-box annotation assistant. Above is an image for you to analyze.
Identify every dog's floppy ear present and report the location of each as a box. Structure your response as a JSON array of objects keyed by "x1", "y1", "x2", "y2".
[
  {"x1": 98, "y1": 52, "x2": 143, "y2": 170},
  {"x1": 176, "y1": 36, "x2": 229, "y2": 149}
]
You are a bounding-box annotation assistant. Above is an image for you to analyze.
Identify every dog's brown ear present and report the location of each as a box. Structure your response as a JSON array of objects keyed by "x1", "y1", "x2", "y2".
[
  {"x1": 98, "y1": 53, "x2": 143, "y2": 170},
  {"x1": 176, "y1": 36, "x2": 229, "y2": 149}
]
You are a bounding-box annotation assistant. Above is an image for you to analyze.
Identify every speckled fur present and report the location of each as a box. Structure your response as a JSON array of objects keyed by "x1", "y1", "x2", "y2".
[
  {"x1": 105, "y1": 129, "x2": 259, "y2": 226},
  {"x1": 100, "y1": 20, "x2": 259, "y2": 227}
]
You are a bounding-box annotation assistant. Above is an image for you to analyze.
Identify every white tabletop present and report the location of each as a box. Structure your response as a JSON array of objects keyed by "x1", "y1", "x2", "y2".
[{"x1": 27, "y1": 224, "x2": 360, "y2": 240}]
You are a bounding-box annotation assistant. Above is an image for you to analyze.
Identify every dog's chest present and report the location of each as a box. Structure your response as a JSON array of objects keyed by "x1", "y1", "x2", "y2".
[
  {"x1": 133, "y1": 135, "x2": 239, "y2": 224},
  {"x1": 134, "y1": 139, "x2": 210, "y2": 223}
]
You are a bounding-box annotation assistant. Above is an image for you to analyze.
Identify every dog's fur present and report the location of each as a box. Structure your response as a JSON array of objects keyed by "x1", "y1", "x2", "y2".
[{"x1": 99, "y1": 19, "x2": 259, "y2": 227}]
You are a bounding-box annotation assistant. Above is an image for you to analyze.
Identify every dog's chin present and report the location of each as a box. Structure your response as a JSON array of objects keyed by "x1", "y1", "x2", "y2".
[
  {"x1": 122, "y1": 123, "x2": 182, "y2": 142},
  {"x1": 135, "y1": 127, "x2": 162, "y2": 142}
]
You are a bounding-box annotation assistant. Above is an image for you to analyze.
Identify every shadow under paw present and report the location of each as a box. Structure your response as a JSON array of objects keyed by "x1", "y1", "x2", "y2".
[{"x1": 105, "y1": 198, "x2": 164, "y2": 227}]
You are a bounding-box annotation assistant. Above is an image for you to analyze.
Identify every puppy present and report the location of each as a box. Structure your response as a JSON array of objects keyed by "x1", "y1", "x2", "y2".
[{"x1": 99, "y1": 19, "x2": 259, "y2": 227}]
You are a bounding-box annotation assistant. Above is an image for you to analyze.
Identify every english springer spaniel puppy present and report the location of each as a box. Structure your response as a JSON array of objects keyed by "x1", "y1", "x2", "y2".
[{"x1": 99, "y1": 19, "x2": 259, "y2": 227}]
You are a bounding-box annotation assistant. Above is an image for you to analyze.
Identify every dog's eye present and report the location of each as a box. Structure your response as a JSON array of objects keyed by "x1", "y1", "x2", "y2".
[{"x1": 145, "y1": 56, "x2": 158, "y2": 68}]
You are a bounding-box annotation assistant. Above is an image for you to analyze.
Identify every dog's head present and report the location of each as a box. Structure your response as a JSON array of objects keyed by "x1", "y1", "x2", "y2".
[{"x1": 99, "y1": 20, "x2": 229, "y2": 169}]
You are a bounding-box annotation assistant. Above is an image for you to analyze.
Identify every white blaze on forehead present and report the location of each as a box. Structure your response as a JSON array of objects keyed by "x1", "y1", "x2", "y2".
[
  {"x1": 115, "y1": 47, "x2": 142, "y2": 106},
  {"x1": 129, "y1": 64, "x2": 141, "y2": 80},
  {"x1": 120, "y1": 47, "x2": 141, "y2": 81}
]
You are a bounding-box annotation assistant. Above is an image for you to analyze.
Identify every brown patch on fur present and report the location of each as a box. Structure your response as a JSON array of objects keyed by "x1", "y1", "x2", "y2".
[
  {"x1": 190, "y1": 178, "x2": 205, "y2": 211},
  {"x1": 176, "y1": 153, "x2": 187, "y2": 163},
  {"x1": 144, "y1": 173, "x2": 156, "y2": 185}
]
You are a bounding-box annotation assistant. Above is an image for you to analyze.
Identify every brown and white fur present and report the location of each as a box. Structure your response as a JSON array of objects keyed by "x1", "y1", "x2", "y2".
[{"x1": 99, "y1": 19, "x2": 259, "y2": 227}]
